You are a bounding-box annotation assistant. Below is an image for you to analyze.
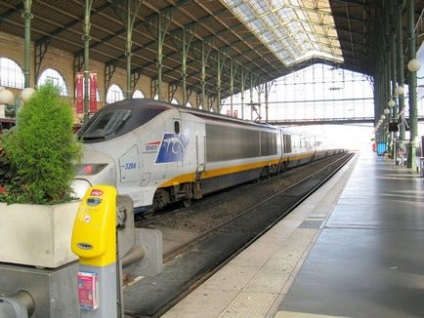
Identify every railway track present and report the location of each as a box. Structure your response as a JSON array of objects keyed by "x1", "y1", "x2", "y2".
[{"x1": 124, "y1": 152, "x2": 355, "y2": 318}]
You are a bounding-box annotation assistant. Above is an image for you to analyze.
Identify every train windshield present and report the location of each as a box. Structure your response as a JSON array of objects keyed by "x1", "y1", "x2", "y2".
[{"x1": 79, "y1": 109, "x2": 131, "y2": 140}]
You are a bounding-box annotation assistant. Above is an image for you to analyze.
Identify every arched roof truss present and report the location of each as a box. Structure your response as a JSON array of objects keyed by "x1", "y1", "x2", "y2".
[{"x1": 0, "y1": 0, "x2": 422, "y2": 103}]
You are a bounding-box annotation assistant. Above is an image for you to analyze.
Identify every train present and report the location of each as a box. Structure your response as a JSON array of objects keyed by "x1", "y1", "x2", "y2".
[{"x1": 72, "y1": 99, "x2": 344, "y2": 215}]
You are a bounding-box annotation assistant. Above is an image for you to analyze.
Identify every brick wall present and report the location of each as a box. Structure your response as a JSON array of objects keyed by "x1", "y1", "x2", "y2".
[{"x1": 0, "y1": 31, "x2": 205, "y2": 120}]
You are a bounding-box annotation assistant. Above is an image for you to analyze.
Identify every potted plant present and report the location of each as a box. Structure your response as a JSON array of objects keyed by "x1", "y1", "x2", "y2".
[{"x1": 0, "y1": 83, "x2": 82, "y2": 268}]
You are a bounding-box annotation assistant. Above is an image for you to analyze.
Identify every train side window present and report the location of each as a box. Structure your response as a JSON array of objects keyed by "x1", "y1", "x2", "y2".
[{"x1": 174, "y1": 121, "x2": 180, "y2": 134}]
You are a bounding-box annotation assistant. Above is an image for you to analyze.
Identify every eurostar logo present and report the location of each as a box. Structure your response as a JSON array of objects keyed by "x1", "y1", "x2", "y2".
[{"x1": 155, "y1": 133, "x2": 188, "y2": 164}]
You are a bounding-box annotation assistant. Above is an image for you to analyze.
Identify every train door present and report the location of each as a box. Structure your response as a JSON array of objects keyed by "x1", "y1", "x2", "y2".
[
  {"x1": 173, "y1": 119, "x2": 184, "y2": 168},
  {"x1": 187, "y1": 120, "x2": 205, "y2": 200},
  {"x1": 194, "y1": 123, "x2": 205, "y2": 180},
  {"x1": 119, "y1": 145, "x2": 140, "y2": 183},
  {"x1": 181, "y1": 118, "x2": 205, "y2": 179}
]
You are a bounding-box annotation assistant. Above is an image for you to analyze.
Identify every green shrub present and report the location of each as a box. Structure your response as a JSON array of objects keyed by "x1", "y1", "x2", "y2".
[
  {"x1": 0, "y1": 143, "x2": 10, "y2": 185},
  {"x1": 1, "y1": 83, "x2": 82, "y2": 204}
]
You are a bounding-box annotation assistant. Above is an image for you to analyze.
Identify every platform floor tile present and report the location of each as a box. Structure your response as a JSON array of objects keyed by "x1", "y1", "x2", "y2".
[{"x1": 163, "y1": 153, "x2": 356, "y2": 318}]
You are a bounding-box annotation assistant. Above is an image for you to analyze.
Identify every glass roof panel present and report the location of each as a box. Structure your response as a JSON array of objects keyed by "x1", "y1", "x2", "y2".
[{"x1": 220, "y1": 0, "x2": 343, "y2": 66}]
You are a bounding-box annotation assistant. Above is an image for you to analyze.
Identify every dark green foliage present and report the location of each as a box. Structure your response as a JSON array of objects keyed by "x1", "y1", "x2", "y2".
[
  {"x1": 0, "y1": 145, "x2": 10, "y2": 185},
  {"x1": 1, "y1": 83, "x2": 82, "y2": 204}
]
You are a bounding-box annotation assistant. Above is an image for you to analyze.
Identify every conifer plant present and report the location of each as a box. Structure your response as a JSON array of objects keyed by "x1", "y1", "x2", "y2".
[{"x1": 0, "y1": 83, "x2": 81, "y2": 204}]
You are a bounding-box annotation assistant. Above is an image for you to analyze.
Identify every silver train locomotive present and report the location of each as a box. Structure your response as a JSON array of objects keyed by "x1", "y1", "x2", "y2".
[{"x1": 72, "y1": 99, "x2": 342, "y2": 214}]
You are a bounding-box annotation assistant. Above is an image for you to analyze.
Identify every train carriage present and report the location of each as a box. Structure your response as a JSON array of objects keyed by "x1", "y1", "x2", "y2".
[{"x1": 73, "y1": 99, "x2": 341, "y2": 215}]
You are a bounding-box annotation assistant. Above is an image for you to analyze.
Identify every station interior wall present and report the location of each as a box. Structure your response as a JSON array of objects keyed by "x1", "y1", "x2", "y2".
[{"x1": 0, "y1": 31, "x2": 202, "y2": 121}]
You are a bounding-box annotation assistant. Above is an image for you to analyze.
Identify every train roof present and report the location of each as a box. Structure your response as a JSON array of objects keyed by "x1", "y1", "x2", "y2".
[
  {"x1": 101, "y1": 99, "x2": 279, "y2": 130},
  {"x1": 78, "y1": 99, "x2": 283, "y2": 143}
]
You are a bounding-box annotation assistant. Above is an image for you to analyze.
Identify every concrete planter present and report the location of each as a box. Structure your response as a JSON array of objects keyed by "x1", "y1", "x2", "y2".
[{"x1": 0, "y1": 201, "x2": 80, "y2": 268}]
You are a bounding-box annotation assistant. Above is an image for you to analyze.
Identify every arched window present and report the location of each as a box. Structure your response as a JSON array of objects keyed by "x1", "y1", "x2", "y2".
[
  {"x1": 106, "y1": 84, "x2": 125, "y2": 104},
  {"x1": 153, "y1": 94, "x2": 159, "y2": 100},
  {"x1": 171, "y1": 98, "x2": 179, "y2": 105},
  {"x1": 186, "y1": 102, "x2": 192, "y2": 108},
  {"x1": 0, "y1": 57, "x2": 24, "y2": 89},
  {"x1": 37, "y1": 68, "x2": 69, "y2": 96},
  {"x1": 133, "y1": 90, "x2": 145, "y2": 99}
]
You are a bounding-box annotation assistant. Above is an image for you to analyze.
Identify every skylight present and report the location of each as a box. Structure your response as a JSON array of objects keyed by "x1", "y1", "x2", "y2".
[{"x1": 220, "y1": 0, "x2": 343, "y2": 66}]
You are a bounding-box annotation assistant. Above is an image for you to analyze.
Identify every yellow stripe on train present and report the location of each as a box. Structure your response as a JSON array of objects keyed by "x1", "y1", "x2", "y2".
[{"x1": 158, "y1": 152, "x2": 317, "y2": 188}]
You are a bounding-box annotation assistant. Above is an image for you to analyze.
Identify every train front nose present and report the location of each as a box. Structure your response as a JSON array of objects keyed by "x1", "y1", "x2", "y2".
[
  {"x1": 71, "y1": 178, "x2": 92, "y2": 199},
  {"x1": 72, "y1": 150, "x2": 115, "y2": 199}
]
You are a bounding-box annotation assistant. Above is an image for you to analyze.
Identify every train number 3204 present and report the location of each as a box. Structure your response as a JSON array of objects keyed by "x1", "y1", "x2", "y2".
[{"x1": 125, "y1": 162, "x2": 137, "y2": 170}]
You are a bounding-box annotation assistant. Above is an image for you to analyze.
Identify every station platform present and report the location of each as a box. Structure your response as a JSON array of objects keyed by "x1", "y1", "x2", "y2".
[{"x1": 162, "y1": 150, "x2": 424, "y2": 318}]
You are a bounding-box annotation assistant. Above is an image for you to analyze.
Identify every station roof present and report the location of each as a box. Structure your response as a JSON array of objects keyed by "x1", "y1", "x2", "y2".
[{"x1": 0, "y1": 1, "x2": 423, "y2": 100}]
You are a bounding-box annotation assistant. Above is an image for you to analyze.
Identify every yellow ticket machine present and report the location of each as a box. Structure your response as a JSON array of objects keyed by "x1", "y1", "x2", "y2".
[{"x1": 71, "y1": 185, "x2": 118, "y2": 318}]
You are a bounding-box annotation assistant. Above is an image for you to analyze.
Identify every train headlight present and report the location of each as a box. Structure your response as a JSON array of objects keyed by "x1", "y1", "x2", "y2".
[{"x1": 74, "y1": 164, "x2": 108, "y2": 176}]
